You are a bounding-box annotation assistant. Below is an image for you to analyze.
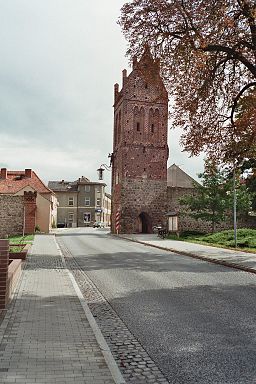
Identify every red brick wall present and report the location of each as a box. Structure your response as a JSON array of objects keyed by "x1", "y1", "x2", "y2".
[
  {"x1": 0, "y1": 240, "x2": 9, "y2": 311},
  {"x1": 111, "y1": 49, "x2": 168, "y2": 233},
  {"x1": 24, "y1": 191, "x2": 37, "y2": 234}
]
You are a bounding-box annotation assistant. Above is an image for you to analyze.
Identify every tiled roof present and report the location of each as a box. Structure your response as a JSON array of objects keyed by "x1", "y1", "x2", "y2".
[
  {"x1": 0, "y1": 170, "x2": 52, "y2": 194},
  {"x1": 48, "y1": 181, "x2": 78, "y2": 192},
  {"x1": 49, "y1": 179, "x2": 106, "y2": 190},
  {"x1": 167, "y1": 164, "x2": 197, "y2": 188}
]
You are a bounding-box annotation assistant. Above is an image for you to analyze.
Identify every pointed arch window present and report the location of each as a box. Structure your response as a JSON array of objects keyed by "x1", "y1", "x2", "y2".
[
  {"x1": 133, "y1": 106, "x2": 140, "y2": 132},
  {"x1": 140, "y1": 107, "x2": 145, "y2": 134},
  {"x1": 149, "y1": 108, "x2": 160, "y2": 134}
]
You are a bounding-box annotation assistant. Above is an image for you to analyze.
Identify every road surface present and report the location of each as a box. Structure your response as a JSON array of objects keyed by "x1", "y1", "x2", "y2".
[{"x1": 57, "y1": 228, "x2": 256, "y2": 384}]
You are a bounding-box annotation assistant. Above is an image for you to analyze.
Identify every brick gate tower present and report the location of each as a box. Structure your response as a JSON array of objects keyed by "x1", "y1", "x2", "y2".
[{"x1": 111, "y1": 47, "x2": 168, "y2": 234}]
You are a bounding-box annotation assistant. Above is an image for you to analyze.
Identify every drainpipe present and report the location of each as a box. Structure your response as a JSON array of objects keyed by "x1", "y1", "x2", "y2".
[
  {"x1": 23, "y1": 205, "x2": 25, "y2": 237},
  {"x1": 76, "y1": 188, "x2": 79, "y2": 228}
]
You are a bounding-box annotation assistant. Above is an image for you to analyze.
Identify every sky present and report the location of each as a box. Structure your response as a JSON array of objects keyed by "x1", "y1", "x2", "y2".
[{"x1": 0, "y1": 0, "x2": 204, "y2": 192}]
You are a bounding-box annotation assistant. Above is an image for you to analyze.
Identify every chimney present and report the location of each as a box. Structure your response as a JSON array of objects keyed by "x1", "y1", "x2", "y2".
[
  {"x1": 0, "y1": 168, "x2": 7, "y2": 179},
  {"x1": 25, "y1": 169, "x2": 32, "y2": 178}
]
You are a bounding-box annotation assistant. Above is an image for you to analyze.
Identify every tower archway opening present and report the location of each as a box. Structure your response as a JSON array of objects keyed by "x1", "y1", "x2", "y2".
[{"x1": 138, "y1": 212, "x2": 152, "y2": 234}]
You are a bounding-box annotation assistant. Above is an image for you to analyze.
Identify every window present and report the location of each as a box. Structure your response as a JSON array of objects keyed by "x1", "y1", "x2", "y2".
[
  {"x1": 96, "y1": 198, "x2": 101, "y2": 207},
  {"x1": 68, "y1": 212, "x2": 74, "y2": 222},
  {"x1": 68, "y1": 197, "x2": 74, "y2": 206},
  {"x1": 151, "y1": 124, "x2": 154, "y2": 133},
  {"x1": 136, "y1": 122, "x2": 140, "y2": 132},
  {"x1": 85, "y1": 197, "x2": 90, "y2": 206},
  {"x1": 97, "y1": 186, "x2": 101, "y2": 193},
  {"x1": 84, "y1": 213, "x2": 91, "y2": 223},
  {"x1": 85, "y1": 185, "x2": 90, "y2": 192}
]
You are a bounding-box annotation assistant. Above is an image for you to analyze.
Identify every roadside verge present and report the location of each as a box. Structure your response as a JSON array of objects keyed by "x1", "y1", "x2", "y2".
[{"x1": 118, "y1": 234, "x2": 256, "y2": 275}]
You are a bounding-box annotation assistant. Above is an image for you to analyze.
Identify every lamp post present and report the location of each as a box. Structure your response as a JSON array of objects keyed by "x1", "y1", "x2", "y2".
[
  {"x1": 97, "y1": 154, "x2": 113, "y2": 180},
  {"x1": 97, "y1": 164, "x2": 112, "y2": 180},
  {"x1": 233, "y1": 164, "x2": 237, "y2": 248}
]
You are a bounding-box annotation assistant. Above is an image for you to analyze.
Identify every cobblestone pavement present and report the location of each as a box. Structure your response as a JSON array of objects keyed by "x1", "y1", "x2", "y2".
[
  {"x1": 58, "y1": 238, "x2": 169, "y2": 384},
  {"x1": 0, "y1": 235, "x2": 116, "y2": 384}
]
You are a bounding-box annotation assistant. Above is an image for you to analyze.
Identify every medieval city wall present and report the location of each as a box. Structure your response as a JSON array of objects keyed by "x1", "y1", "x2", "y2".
[
  {"x1": 0, "y1": 195, "x2": 24, "y2": 238},
  {"x1": 168, "y1": 186, "x2": 256, "y2": 233}
]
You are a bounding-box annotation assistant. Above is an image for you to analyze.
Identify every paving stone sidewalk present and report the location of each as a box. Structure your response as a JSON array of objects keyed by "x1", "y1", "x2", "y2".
[
  {"x1": 119, "y1": 234, "x2": 256, "y2": 274},
  {"x1": 0, "y1": 235, "x2": 118, "y2": 384}
]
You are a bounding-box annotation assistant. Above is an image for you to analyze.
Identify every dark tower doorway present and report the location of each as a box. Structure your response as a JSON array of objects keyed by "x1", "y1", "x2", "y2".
[{"x1": 138, "y1": 212, "x2": 152, "y2": 234}]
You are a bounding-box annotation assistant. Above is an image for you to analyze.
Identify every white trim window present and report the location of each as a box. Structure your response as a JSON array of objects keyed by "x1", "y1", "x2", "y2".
[
  {"x1": 96, "y1": 198, "x2": 101, "y2": 207},
  {"x1": 85, "y1": 197, "x2": 90, "y2": 206},
  {"x1": 68, "y1": 197, "x2": 74, "y2": 206}
]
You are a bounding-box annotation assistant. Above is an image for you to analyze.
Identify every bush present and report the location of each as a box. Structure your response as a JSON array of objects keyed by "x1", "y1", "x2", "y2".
[{"x1": 194, "y1": 228, "x2": 256, "y2": 249}]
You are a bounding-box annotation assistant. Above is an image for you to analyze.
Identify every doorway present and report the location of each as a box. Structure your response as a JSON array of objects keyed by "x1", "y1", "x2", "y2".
[{"x1": 138, "y1": 212, "x2": 152, "y2": 233}]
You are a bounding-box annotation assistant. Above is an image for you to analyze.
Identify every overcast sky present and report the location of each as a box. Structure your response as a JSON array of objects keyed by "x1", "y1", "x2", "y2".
[{"x1": 0, "y1": 0, "x2": 204, "y2": 191}]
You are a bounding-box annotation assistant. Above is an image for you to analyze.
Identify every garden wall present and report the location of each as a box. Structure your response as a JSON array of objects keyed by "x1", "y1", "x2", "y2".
[
  {"x1": 167, "y1": 186, "x2": 256, "y2": 233},
  {"x1": 0, "y1": 195, "x2": 24, "y2": 238}
]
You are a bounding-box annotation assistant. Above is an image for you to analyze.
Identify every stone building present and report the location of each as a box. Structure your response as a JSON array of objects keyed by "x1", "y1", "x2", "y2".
[
  {"x1": 48, "y1": 177, "x2": 111, "y2": 227},
  {"x1": 111, "y1": 46, "x2": 169, "y2": 234},
  {"x1": 0, "y1": 168, "x2": 57, "y2": 236}
]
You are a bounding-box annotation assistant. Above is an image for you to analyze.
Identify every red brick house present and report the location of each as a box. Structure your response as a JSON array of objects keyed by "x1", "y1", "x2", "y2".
[{"x1": 0, "y1": 168, "x2": 57, "y2": 235}]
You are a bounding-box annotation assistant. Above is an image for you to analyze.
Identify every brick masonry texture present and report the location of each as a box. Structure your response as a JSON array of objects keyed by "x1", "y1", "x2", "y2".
[
  {"x1": 112, "y1": 48, "x2": 168, "y2": 234},
  {"x1": 120, "y1": 179, "x2": 167, "y2": 233},
  {"x1": 0, "y1": 195, "x2": 24, "y2": 238},
  {"x1": 24, "y1": 191, "x2": 37, "y2": 234},
  {"x1": 168, "y1": 187, "x2": 256, "y2": 233},
  {"x1": 0, "y1": 240, "x2": 9, "y2": 310}
]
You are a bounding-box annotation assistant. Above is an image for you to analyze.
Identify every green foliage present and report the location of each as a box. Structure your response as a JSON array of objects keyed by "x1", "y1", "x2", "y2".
[
  {"x1": 180, "y1": 160, "x2": 255, "y2": 232},
  {"x1": 8, "y1": 234, "x2": 34, "y2": 252},
  {"x1": 180, "y1": 161, "x2": 231, "y2": 232},
  {"x1": 194, "y1": 229, "x2": 256, "y2": 249},
  {"x1": 35, "y1": 225, "x2": 41, "y2": 232},
  {"x1": 167, "y1": 229, "x2": 256, "y2": 250},
  {"x1": 8, "y1": 234, "x2": 34, "y2": 244}
]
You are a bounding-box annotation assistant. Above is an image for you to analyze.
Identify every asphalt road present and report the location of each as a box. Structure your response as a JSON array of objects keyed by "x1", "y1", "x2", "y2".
[{"x1": 57, "y1": 228, "x2": 256, "y2": 384}]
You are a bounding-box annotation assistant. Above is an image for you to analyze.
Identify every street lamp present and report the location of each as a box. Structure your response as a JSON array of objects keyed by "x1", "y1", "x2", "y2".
[
  {"x1": 97, "y1": 154, "x2": 113, "y2": 180},
  {"x1": 233, "y1": 164, "x2": 237, "y2": 248}
]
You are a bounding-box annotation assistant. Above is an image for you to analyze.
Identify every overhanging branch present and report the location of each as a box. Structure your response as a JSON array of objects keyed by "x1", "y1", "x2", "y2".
[{"x1": 231, "y1": 81, "x2": 256, "y2": 125}]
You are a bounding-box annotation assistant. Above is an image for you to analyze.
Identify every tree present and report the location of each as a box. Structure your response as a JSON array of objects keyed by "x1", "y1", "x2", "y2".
[
  {"x1": 119, "y1": 0, "x2": 256, "y2": 161},
  {"x1": 180, "y1": 161, "x2": 230, "y2": 232},
  {"x1": 179, "y1": 160, "x2": 254, "y2": 232},
  {"x1": 240, "y1": 158, "x2": 256, "y2": 211}
]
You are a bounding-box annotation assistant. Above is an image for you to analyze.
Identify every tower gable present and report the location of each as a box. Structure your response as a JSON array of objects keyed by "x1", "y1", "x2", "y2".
[{"x1": 112, "y1": 47, "x2": 168, "y2": 234}]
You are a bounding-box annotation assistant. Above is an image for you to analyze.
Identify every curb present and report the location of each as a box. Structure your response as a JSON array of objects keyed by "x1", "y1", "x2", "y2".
[
  {"x1": 118, "y1": 235, "x2": 256, "y2": 275},
  {"x1": 54, "y1": 236, "x2": 126, "y2": 384}
]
